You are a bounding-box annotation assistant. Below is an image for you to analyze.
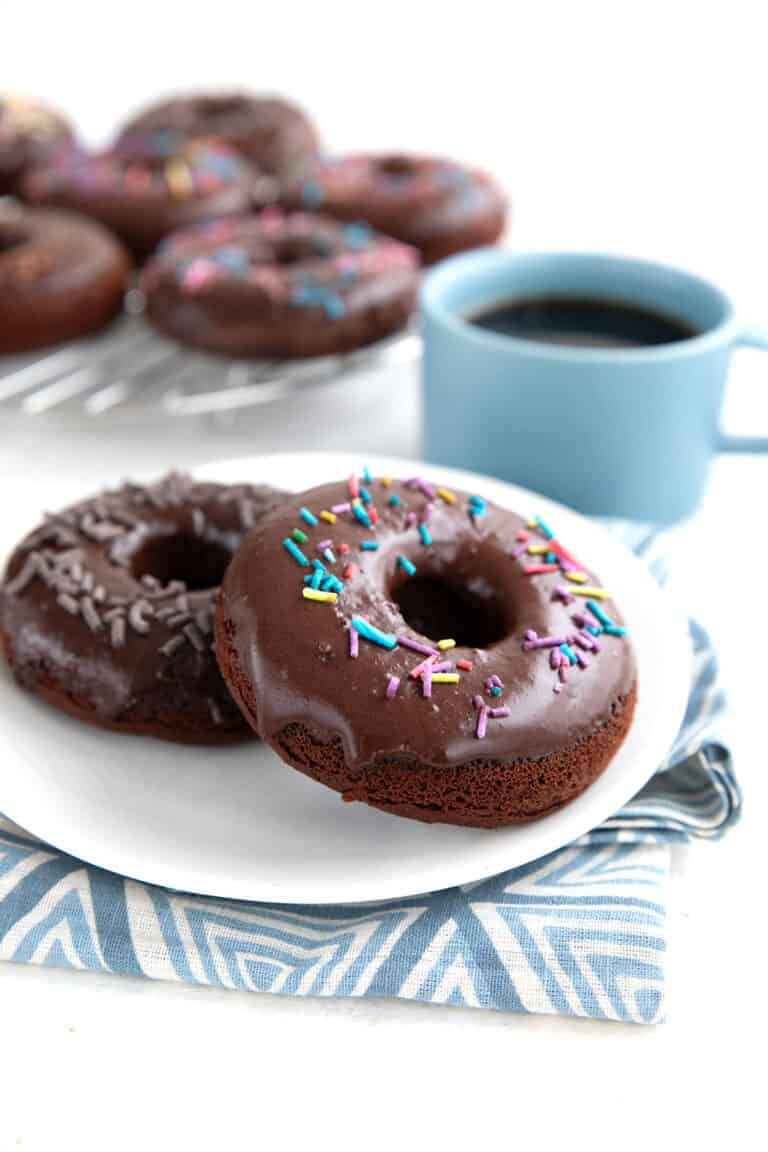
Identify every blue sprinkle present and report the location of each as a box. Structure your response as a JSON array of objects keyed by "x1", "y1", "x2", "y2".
[
  {"x1": 560, "y1": 643, "x2": 578, "y2": 666},
  {"x1": 310, "y1": 569, "x2": 323, "y2": 590},
  {"x1": 604, "y1": 625, "x2": 628, "y2": 637},
  {"x1": 300, "y1": 507, "x2": 318, "y2": 526},
  {"x1": 490, "y1": 684, "x2": 502, "y2": 697},
  {"x1": 321, "y1": 574, "x2": 342, "y2": 593},
  {"x1": 586, "y1": 600, "x2": 614, "y2": 629},
  {"x1": 283, "y1": 538, "x2": 308, "y2": 566},
  {"x1": 586, "y1": 625, "x2": 603, "y2": 636},
  {"x1": 343, "y1": 221, "x2": 372, "y2": 250},
  {"x1": 350, "y1": 616, "x2": 397, "y2": 649},
  {"x1": 323, "y1": 548, "x2": 336, "y2": 565},
  {"x1": 545, "y1": 551, "x2": 557, "y2": 564},
  {"x1": 388, "y1": 493, "x2": 401, "y2": 507},
  {"x1": 398, "y1": 555, "x2": 416, "y2": 576},
  {"x1": 418, "y1": 522, "x2": 432, "y2": 546},
  {"x1": 358, "y1": 485, "x2": 371, "y2": 504},
  {"x1": 360, "y1": 540, "x2": 379, "y2": 551},
  {"x1": 301, "y1": 180, "x2": 325, "y2": 208},
  {"x1": 215, "y1": 247, "x2": 250, "y2": 276},
  {"x1": 362, "y1": 466, "x2": 372, "y2": 483},
  {"x1": 535, "y1": 515, "x2": 555, "y2": 540},
  {"x1": 352, "y1": 503, "x2": 372, "y2": 527},
  {"x1": 468, "y1": 495, "x2": 486, "y2": 516},
  {"x1": 312, "y1": 558, "x2": 326, "y2": 572}
]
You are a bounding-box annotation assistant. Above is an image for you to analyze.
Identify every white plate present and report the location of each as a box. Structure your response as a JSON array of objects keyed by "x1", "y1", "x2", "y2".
[{"x1": 0, "y1": 452, "x2": 690, "y2": 904}]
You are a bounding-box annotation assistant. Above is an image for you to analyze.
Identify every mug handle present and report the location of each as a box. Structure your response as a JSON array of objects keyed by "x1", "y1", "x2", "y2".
[{"x1": 718, "y1": 325, "x2": 768, "y2": 453}]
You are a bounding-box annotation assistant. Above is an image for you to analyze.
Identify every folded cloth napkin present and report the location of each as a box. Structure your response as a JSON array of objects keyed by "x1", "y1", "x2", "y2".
[{"x1": 0, "y1": 528, "x2": 740, "y2": 1024}]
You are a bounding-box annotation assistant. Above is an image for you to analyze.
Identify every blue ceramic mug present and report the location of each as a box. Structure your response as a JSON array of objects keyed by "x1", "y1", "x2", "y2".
[{"x1": 421, "y1": 249, "x2": 768, "y2": 522}]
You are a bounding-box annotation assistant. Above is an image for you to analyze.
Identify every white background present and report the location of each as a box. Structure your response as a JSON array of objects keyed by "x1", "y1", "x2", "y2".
[{"x1": 1, "y1": 2, "x2": 766, "y2": 1149}]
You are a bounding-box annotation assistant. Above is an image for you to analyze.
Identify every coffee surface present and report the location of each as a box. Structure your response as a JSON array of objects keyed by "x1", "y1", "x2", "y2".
[{"x1": 469, "y1": 295, "x2": 697, "y2": 348}]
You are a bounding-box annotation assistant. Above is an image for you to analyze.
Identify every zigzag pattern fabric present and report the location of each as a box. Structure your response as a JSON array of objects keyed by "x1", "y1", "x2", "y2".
[{"x1": 0, "y1": 530, "x2": 739, "y2": 1024}]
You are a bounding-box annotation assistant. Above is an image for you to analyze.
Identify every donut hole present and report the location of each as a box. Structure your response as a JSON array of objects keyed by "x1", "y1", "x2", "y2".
[
  {"x1": 393, "y1": 571, "x2": 511, "y2": 649},
  {"x1": 273, "y1": 236, "x2": 326, "y2": 264},
  {"x1": 377, "y1": 155, "x2": 416, "y2": 177},
  {"x1": 130, "y1": 532, "x2": 232, "y2": 592}
]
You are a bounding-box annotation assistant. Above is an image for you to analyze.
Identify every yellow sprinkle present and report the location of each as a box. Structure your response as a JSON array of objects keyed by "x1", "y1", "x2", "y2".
[
  {"x1": 527, "y1": 544, "x2": 549, "y2": 555},
  {"x1": 565, "y1": 571, "x2": 588, "y2": 584},
  {"x1": 165, "y1": 159, "x2": 193, "y2": 198},
  {"x1": 380, "y1": 476, "x2": 392, "y2": 486},
  {"x1": 572, "y1": 586, "x2": 611, "y2": 600},
  {"x1": 431, "y1": 673, "x2": 460, "y2": 684},
  {"x1": 436, "y1": 487, "x2": 457, "y2": 504},
  {"x1": 302, "y1": 588, "x2": 338, "y2": 604},
  {"x1": 437, "y1": 638, "x2": 456, "y2": 650},
  {"x1": 351, "y1": 497, "x2": 361, "y2": 506},
  {"x1": 319, "y1": 510, "x2": 336, "y2": 523},
  {"x1": 527, "y1": 518, "x2": 538, "y2": 528}
]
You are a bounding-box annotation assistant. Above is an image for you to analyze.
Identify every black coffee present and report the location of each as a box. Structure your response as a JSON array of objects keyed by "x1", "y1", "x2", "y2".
[{"x1": 468, "y1": 295, "x2": 697, "y2": 349}]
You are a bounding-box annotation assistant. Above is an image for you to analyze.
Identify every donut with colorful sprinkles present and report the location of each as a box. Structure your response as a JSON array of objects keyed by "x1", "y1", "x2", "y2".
[
  {"x1": 141, "y1": 210, "x2": 418, "y2": 358},
  {"x1": 0, "y1": 475, "x2": 285, "y2": 744},
  {"x1": 20, "y1": 133, "x2": 254, "y2": 260},
  {"x1": 0, "y1": 94, "x2": 74, "y2": 194},
  {"x1": 282, "y1": 153, "x2": 508, "y2": 265},
  {"x1": 216, "y1": 473, "x2": 637, "y2": 828}
]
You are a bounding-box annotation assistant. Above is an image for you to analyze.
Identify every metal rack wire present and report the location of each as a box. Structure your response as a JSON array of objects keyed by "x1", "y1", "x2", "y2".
[{"x1": 0, "y1": 296, "x2": 421, "y2": 421}]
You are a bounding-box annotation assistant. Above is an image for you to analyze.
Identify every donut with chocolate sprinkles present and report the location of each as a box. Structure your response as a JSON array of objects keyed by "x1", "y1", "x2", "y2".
[{"x1": 0, "y1": 474, "x2": 285, "y2": 744}]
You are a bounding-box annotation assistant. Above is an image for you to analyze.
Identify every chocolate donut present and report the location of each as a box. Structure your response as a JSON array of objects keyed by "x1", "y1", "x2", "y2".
[
  {"x1": 0, "y1": 203, "x2": 131, "y2": 355},
  {"x1": 283, "y1": 154, "x2": 508, "y2": 265},
  {"x1": 21, "y1": 133, "x2": 254, "y2": 260},
  {"x1": 141, "y1": 210, "x2": 418, "y2": 358},
  {"x1": 0, "y1": 95, "x2": 74, "y2": 194},
  {"x1": 0, "y1": 475, "x2": 284, "y2": 744},
  {"x1": 216, "y1": 474, "x2": 636, "y2": 827},
  {"x1": 118, "y1": 92, "x2": 318, "y2": 180}
]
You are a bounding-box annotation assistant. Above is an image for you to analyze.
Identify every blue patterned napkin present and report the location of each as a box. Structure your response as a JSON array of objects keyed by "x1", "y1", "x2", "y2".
[{"x1": 0, "y1": 529, "x2": 739, "y2": 1024}]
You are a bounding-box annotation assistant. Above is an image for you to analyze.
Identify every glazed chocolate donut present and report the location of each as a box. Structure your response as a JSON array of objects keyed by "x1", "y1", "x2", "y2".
[
  {"x1": 141, "y1": 210, "x2": 418, "y2": 358},
  {"x1": 0, "y1": 203, "x2": 131, "y2": 355},
  {"x1": 21, "y1": 133, "x2": 254, "y2": 260},
  {"x1": 283, "y1": 154, "x2": 508, "y2": 265},
  {"x1": 216, "y1": 474, "x2": 636, "y2": 827},
  {"x1": 0, "y1": 95, "x2": 74, "y2": 194},
  {"x1": 0, "y1": 475, "x2": 284, "y2": 744},
  {"x1": 118, "y1": 92, "x2": 318, "y2": 180}
]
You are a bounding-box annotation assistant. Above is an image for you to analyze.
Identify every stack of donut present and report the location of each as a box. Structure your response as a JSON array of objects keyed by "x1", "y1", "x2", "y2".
[
  {"x1": 1, "y1": 90, "x2": 508, "y2": 357},
  {"x1": 0, "y1": 468, "x2": 636, "y2": 828}
]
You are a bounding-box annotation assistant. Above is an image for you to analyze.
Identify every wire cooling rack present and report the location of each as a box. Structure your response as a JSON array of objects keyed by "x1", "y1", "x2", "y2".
[{"x1": 0, "y1": 293, "x2": 421, "y2": 421}]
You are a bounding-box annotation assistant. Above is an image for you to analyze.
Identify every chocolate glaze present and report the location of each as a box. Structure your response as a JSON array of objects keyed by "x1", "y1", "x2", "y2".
[
  {"x1": 118, "y1": 93, "x2": 319, "y2": 180},
  {"x1": 0, "y1": 203, "x2": 131, "y2": 355},
  {"x1": 282, "y1": 154, "x2": 508, "y2": 265},
  {"x1": 0, "y1": 95, "x2": 74, "y2": 194},
  {"x1": 21, "y1": 134, "x2": 255, "y2": 260},
  {"x1": 141, "y1": 210, "x2": 418, "y2": 358},
  {"x1": 218, "y1": 479, "x2": 636, "y2": 775},
  {"x1": 0, "y1": 475, "x2": 284, "y2": 743}
]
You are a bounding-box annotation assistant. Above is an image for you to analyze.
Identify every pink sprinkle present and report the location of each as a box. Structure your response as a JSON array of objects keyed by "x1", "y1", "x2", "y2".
[
  {"x1": 397, "y1": 636, "x2": 439, "y2": 657},
  {"x1": 349, "y1": 627, "x2": 359, "y2": 658},
  {"x1": 331, "y1": 503, "x2": 351, "y2": 514},
  {"x1": 516, "y1": 529, "x2": 529, "y2": 542},
  {"x1": 409, "y1": 654, "x2": 437, "y2": 680},
  {"x1": 552, "y1": 585, "x2": 576, "y2": 605},
  {"x1": 181, "y1": 259, "x2": 218, "y2": 293},
  {"x1": 339, "y1": 543, "x2": 350, "y2": 554},
  {"x1": 473, "y1": 695, "x2": 485, "y2": 711},
  {"x1": 559, "y1": 663, "x2": 568, "y2": 683},
  {"x1": 575, "y1": 650, "x2": 589, "y2": 669},
  {"x1": 348, "y1": 475, "x2": 359, "y2": 498},
  {"x1": 386, "y1": 675, "x2": 400, "y2": 699},
  {"x1": 525, "y1": 629, "x2": 538, "y2": 641},
  {"x1": 489, "y1": 707, "x2": 511, "y2": 719},
  {"x1": 525, "y1": 563, "x2": 560, "y2": 575},
  {"x1": 343, "y1": 563, "x2": 356, "y2": 579},
  {"x1": 574, "y1": 633, "x2": 595, "y2": 651},
  {"x1": 553, "y1": 683, "x2": 562, "y2": 694},
  {"x1": 523, "y1": 635, "x2": 568, "y2": 651},
  {"x1": 475, "y1": 705, "x2": 488, "y2": 739},
  {"x1": 317, "y1": 539, "x2": 332, "y2": 549},
  {"x1": 512, "y1": 543, "x2": 528, "y2": 559},
  {"x1": 550, "y1": 648, "x2": 561, "y2": 669},
  {"x1": 422, "y1": 661, "x2": 432, "y2": 699},
  {"x1": 421, "y1": 502, "x2": 433, "y2": 520},
  {"x1": 550, "y1": 539, "x2": 582, "y2": 569},
  {"x1": 572, "y1": 612, "x2": 590, "y2": 628},
  {"x1": 405, "y1": 512, "x2": 417, "y2": 526}
]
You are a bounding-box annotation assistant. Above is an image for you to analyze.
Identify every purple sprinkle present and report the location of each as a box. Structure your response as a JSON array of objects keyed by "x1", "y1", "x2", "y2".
[
  {"x1": 590, "y1": 635, "x2": 602, "y2": 653},
  {"x1": 422, "y1": 661, "x2": 432, "y2": 699},
  {"x1": 473, "y1": 694, "x2": 485, "y2": 711},
  {"x1": 550, "y1": 648, "x2": 561, "y2": 669},
  {"x1": 475, "y1": 705, "x2": 488, "y2": 739},
  {"x1": 523, "y1": 634, "x2": 568, "y2": 651},
  {"x1": 349, "y1": 626, "x2": 359, "y2": 658},
  {"x1": 489, "y1": 707, "x2": 511, "y2": 719},
  {"x1": 406, "y1": 477, "x2": 437, "y2": 500},
  {"x1": 490, "y1": 674, "x2": 503, "y2": 688},
  {"x1": 317, "y1": 538, "x2": 332, "y2": 549},
  {"x1": 572, "y1": 612, "x2": 591, "y2": 629},
  {"x1": 552, "y1": 584, "x2": 576, "y2": 604},
  {"x1": 431, "y1": 661, "x2": 453, "y2": 674},
  {"x1": 405, "y1": 512, "x2": 417, "y2": 526},
  {"x1": 553, "y1": 683, "x2": 562, "y2": 694},
  {"x1": 421, "y1": 502, "x2": 433, "y2": 520},
  {"x1": 575, "y1": 650, "x2": 590, "y2": 669},
  {"x1": 512, "y1": 543, "x2": 528, "y2": 559},
  {"x1": 574, "y1": 632, "x2": 595, "y2": 651},
  {"x1": 331, "y1": 503, "x2": 351, "y2": 514},
  {"x1": 559, "y1": 663, "x2": 568, "y2": 683},
  {"x1": 397, "y1": 636, "x2": 439, "y2": 657},
  {"x1": 386, "y1": 675, "x2": 400, "y2": 699},
  {"x1": 525, "y1": 629, "x2": 538, "y2": 641}
]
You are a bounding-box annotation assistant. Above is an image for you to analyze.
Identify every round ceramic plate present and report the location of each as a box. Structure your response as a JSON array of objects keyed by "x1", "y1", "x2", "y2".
[{"x1": 0, "y1": 452, "x2": 690, "y2": 904}]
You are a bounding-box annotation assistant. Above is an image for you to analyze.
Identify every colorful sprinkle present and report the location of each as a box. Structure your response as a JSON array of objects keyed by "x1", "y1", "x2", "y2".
[
  {"x1": 572, "y1": 586, "x2": 611, "y2": 600},
  {"x1": 386, "y1": 675, "x2": 400, "y2": 699},
  {"x1": 362, "y1": 466, "x2": 372, "y2": 483},
  {"x1": 338, "y1": 543, "x2": 350, "y2": 554},
  {"x1": 436, "y1": 486, "x2": 456, "y2": 504},
  {"x1": 320, "y1": 510, "x2": 336, "y2": 524},
  {"x1": 388, "y1": 493, "x2": 401, "y2": 507},
  {"x1": 604, "y1": 625, "x2": 628, "y2": 637},
  {"x1": 317, "y1": 539, "x2": 332, "y2": 550},
  {"x1": 512, "y1": 543, "x2": 529, "y2": 559},
  {"x1": 299, "y1": 507, "x2": 318, "y2": 526},
  {"x1": 350, "y1": 616, "x2": 397, "y2": 649},
  {"x1": 550, "y1": 648, "x2": 561, "y2": 669},
  {"x1": 490, "y1": 684, "x2": 502, "y2": 697},
  {"x1": 380, "y1": 476, "x2": 392, "y2": 486},
  {"x1": 331, "y1": 502, "x2": 351, "y2": 514},
  {"x1": 523, "y1": 634, "x2": 568, "y2": 650},
  {"x1": 527, "y1": 544, "x2": 550, "y2": 555},
  {"x1": 524, "y1": 563, "x2": 560, "y2": 575},
  {"x1": 310, "y1": 569, "x2": 322, "y2": 590},
  {"x1": 348, "y1": 475, "x2": 360, "y2": 498},
  {"x1": 457, "y1": 659, "x2": 474, "y2": 671},
  {"x1": 418, "y1": 523, "x2": 432, "y2": 546},
  {"x1": 468, "y1": 496, "x2": 486, "y2": 516},
  {"x1": 586, "y1": 600, "x2": 614, "y2": 627},
  {"x1": 422, "y1": 660, "x2": 433, "y2": 698},
  {"x1": 489, "y1": 707, "x2": 511, "y2": 719},
  {"x1": 475, "y1": 704, "x2": 488, "y2": 740},
  {"x1": 575, "y1": 650, "x2": 590, "y2": 669},
  {"x1": 292, "y1": 528, "x2": 308, "y2": 544},
  {"x1": 564, "y1": 571, "x2": 589, "y2": 584},
  {"x1": 398, "y1": 555, "x2": 417, "y2": 576},
  {"x1": 358, "y1": 485, "x2": 372, "y2": 504},
  {"x1": 431, "y1": 673, "x2": 460, "y2": 684},
  {"x1": 409, "y1": 654, "x2": 438, "y2": 680},
  {"x1": 516, "y1": 529, "x2": 529, "y2": 542},
  {"x1": 360, "y1": 540, "x2": 379, "y2": 551},
  {"x1": 535, "y1": 515, "x2": 555, "y2": 539},
  {"x1": 559, "y1": 663, "x2": 569, "y2": 683},
  {"x1": 437, "y1": 638, "x2": 456, "y2": 650},
  {"x1": 552, "y1": 584, "x2": 576, "y2": 604},
  {"x1": 323, "y1": 548, "x2": 336, "y2": 565},
  {"x1": 559, "y1": 643, "x2": 578, "y2": 666},
  {"x1": 352, "y1": 503, "x2": 372, "y2": 527},
  {"x1": 302, "y1": 588, "x2": 337, "y2": 604},
  {"x1": 283, "y1": 538, "x2": 308, "y2": 566},
  {"x1": 349, "y1": 626, "x2": 359, "y2": 658},
  {"x1": 312, "y1": 558, "x2": 325, "y2": 572},
  {"x1": 397, "y1": 636, "x2": 439, "y2": 657},
  {"x1": 343, "y1": 563, "x2": 356, "y2": 579}
]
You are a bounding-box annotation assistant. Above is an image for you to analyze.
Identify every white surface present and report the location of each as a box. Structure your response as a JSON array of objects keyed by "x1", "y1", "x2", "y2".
[
  {"x1": 1, "y1": 1, "x2": 766, "y2": 1146},
  {"x1": 0, "y1": 452, "x2": 689, "y2": 904}
]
